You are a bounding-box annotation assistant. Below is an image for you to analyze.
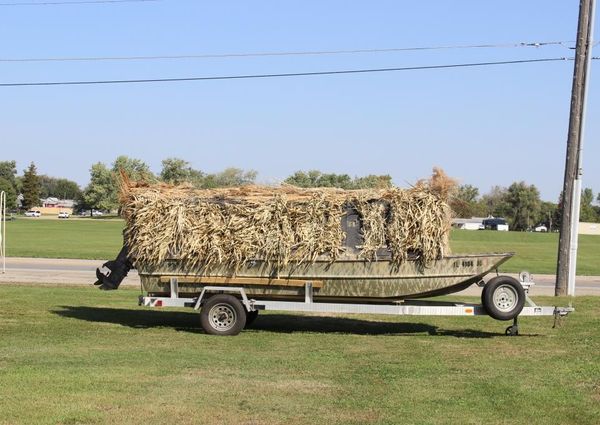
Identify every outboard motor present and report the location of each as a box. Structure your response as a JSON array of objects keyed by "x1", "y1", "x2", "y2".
[{"x1": 94, "y1": 245, "x2": 133, "y2": 290}]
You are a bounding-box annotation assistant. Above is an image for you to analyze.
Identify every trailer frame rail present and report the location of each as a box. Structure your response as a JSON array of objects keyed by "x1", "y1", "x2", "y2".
[{"x1": 138, "y1": 273, "x2": 573, "y2": 336}]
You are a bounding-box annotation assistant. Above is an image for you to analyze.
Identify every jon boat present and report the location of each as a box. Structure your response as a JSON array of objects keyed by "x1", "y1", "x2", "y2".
[{"x1": 135, "y1": 252, "x2": 514, "y2": 302}]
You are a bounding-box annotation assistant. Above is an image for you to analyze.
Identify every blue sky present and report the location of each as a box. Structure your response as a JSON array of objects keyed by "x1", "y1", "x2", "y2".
[{"x1": 1, "y1": 0, "x2": 598, "y2": 201}]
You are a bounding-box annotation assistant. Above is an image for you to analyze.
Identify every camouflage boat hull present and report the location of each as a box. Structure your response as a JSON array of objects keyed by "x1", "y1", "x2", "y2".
[{"x1": 137, "y1": 253, "x2": 513, "y2": 301}]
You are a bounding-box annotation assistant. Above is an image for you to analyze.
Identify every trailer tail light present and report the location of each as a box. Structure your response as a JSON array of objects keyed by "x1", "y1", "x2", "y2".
[{"x1": 155, "y1": 300, "x2": 163, "y2": 307}]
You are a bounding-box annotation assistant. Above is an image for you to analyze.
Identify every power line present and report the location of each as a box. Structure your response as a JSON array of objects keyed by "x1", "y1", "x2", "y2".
[
  {"x1": 0, "y1": 40, "x2": 573, "y2": 63},
  {"x1": 0, "y1": 0, "x2": 158, "y2": 6},
  {"x1": 0, "y1": 57, "x2": 574, "y2": 87}
]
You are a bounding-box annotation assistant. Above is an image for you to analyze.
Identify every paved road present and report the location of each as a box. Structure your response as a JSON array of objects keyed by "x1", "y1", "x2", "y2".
[
  {"x1": 0, "y1": 257, "x2": 140, "y2": 288},
  {"x1": 1, "y1": 257, "x2": 599, "y2": 296}
]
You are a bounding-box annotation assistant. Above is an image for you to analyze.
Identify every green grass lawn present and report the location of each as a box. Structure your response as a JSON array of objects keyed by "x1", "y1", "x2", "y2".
[
  {"x1": 449, "y1": 229, "x2": 600, "y2": 275},
  {"x1": 5, "y1": 219, "x2": 124, "y2": 260},
  {"x1": 4, "y1": 219, "x2": 600, "y2": 275},
  {"x1": 0, "y1": 285, "x2": 598, "y2": 425}
]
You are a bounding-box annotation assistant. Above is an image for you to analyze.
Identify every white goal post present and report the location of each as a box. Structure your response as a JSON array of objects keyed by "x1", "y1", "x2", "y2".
[{"x1": 0, "y1": 191, "x2": 5, "y2": 273}]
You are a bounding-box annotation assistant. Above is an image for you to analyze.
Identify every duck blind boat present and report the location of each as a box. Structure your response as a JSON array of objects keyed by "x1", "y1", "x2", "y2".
[
  {"x1": 135, "y1": 251, "x2": 514, "y2": 302},
  {"x1": 95, "y1": 170, "x2": 572, "y2": 335}
]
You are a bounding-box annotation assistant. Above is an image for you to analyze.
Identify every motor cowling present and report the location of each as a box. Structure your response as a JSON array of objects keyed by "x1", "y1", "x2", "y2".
[{"x1": 94, "y1": 245, "x2": 133, "y2": 290}]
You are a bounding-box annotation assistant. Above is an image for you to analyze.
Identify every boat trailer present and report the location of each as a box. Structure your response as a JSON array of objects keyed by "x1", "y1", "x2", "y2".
[{"x1": 138, "y1": 271, "x2": 573, "y2": 336}]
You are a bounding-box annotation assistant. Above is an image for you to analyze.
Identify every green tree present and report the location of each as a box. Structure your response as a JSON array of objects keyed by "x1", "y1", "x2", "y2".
[
  {"x1": 83, "y1": 163, "x2": 118, "y2": 213},
  {"x1": 39, "y1": 175, "x2": 82, "y2": 200},
  {"x1": 480, "y1": 186, "x2": 510, "y2": 218},
  {"x1": 451, "y1": 184, "x2": 483, "y2": 218},
  {"x1": 0, "y1": 161, "x2": 17, "y2": 190},
  {"x1": 112, "y1": 155, "x2": 155, "y2": 181},
  {"x1": 285, "y1": 170, "x2": 392, "y2": 189},
  {"x1": 160, "y1": 158, "x2": 196, "y2": 184},
  {"x1": 160, "y1": 159, "x2": 257, "y2": 188},
  {"x1": 505, "y1": 182, "x2": 541, "y2": 231},
  {"x1": 14, "y1": 176, "x2": 23, "y2": 194},
  {"x1": 351, "y1": 174, "x2": 393, "y2": 189},
  {"x1": 539, "y1": 201, "x2": 558, "y2": 230},
  {"x1": 55, "y1": 178, "x2": 82, "y2": 200},
  {"x1": 73, "y1": 191, "x2": 90, "y2": 214},
  {"x1": 456, "y1": 185, "x2": 479, "y2": 203},
  {"x1": 553, "y1": 192, "x2": 564, "y2": 231},
  {"x1": 593, "y1": 205, "x2": 600, "y2": 222},
  {"x1": 284, "y1": 170, "x2": 322, "y2": 188},
  {"x1": 21, "y1": 162, "x2": 41, "y2": 210},
  {"x1": 0, "y1": 177, "x2": 17, "y2": 209},
  {"x1": 315, "y1": 173, "x2": 353, "y2": 188},
  {"x1": 579, "y1": 188, "x2": 599, "y2": 222},
  {"x1": 159, "y1": 158, "x2": 206, "y2": 186},
  {"x1": 200, "y1": 168, "x2": 257, "y2": 188}
]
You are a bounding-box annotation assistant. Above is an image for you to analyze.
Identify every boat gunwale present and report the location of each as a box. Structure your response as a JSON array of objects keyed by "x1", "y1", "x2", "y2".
[
  {"x1": 136, "y1": 253, "x2": 514, "y2": 281},
  {"x1": 136, "y1": 252, "x2": 515, "y2": 268}
]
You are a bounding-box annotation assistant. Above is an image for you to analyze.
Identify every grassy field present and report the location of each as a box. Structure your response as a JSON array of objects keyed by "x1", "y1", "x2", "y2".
[
  {"x1": 0, "y1": 285, "x2": 598, "y2": 424},
  {"x1": 4, "y1": 219, "x2": 124, "y2": 260},
  {"x1": 4, "y1": 219, "x2": 600, "y2": 275},
  {"x1": 450, "y1": 230, "x2": 600, "y2": 275}
]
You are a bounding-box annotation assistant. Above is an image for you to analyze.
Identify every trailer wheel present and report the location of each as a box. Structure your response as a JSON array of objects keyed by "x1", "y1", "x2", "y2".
[
  {"x1": 480, "y1": 282, "x2": 490, "y2": 307},
  {"x1": 245, "y1": 310, "x2": 259, "y2": 328},
  {"x1": 200, "y1": 294, "x2": 246, "y2": 336},
  {"x1": 482, "y1": 276, "x2": 526, "y2": 321}
]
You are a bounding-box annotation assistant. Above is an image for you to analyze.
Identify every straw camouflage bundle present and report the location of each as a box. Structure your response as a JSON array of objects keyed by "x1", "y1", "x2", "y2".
[{"x1": 119, "y1": 169, "x2": 454, "y2": 273}]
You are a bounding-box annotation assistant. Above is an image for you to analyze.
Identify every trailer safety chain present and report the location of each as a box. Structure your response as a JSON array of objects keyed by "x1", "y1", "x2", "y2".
[
  {"x1": 553, "y1": 311, "x2": 563, "y2": 329},
  {"x1": 552, "y1": 306, "x2": 573, "y2": 329}
]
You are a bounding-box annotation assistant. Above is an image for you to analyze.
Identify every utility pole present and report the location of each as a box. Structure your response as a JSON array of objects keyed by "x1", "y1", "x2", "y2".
[{"x1": 556, "y1": 0, "x2": 596, "y2": 296}]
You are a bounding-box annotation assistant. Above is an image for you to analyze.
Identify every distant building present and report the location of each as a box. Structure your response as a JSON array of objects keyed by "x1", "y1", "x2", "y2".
[
  {"x1": 452, "y1": 217, "x2": 485, "y2": 230},
  {"x1": 41, "y1": 197, "x2": 75, "y2": 209},
  {"x1": 579, "y1": 222, "x2": 600, "y2": 236},
  {"x1": 452, "y1": 216, "x2": 509, "y2": 231},
  {"x1": 39, "y1": 197, "x2": 75, "y2": 215},
  {"x1": 482, "y1": 217, "x2": 509, "y2": 231}
]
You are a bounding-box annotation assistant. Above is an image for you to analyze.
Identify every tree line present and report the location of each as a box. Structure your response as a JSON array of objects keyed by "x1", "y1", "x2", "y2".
[
  {"x1": 0, "y1": 161, "x2": 83, "y2": 211},
  {"x1": 451, "y1": 183, "x2": 600, "y2": 231},
  {"x1": 1, "y1": 158, "x2": 599, "y2": 230}
]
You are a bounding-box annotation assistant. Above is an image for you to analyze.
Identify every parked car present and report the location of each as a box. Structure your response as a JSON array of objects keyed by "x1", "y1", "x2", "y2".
[
  {"x1": 79, "y1": 210, "x2": 104, "y2": 217},
  {"x1": 58, "y1": 211, "x2": 70, "y2": 219},
  {"x1": 24, "y1": 210, "x2": 41, "y2": 217},
  {"x1": 482, "y1": 218, "x2": 509, "y2": 231},
  {"x1": 534, "y1": 224, "x2": 548, "y2": 232}
]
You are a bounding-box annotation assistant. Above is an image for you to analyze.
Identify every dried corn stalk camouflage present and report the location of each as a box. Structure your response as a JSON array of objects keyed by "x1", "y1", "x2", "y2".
[{"x1": 119, "y1": 169, "x2": 454, "y2": 273}]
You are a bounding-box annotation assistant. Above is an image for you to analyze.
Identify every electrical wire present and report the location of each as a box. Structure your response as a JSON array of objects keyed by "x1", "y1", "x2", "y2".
[
  {"x1": 0, "y1": 0, "x2": 158, "y2": 6},
  {"x1": 0, "y1": 41, "x2": 573, "y2": 63},
  {"x1": 0, "y1": 57, "x2": 574, "y2": 87}
]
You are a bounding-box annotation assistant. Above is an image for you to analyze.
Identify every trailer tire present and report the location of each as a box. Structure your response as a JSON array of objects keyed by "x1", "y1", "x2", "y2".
[
  {"x1": 200, "y1": 294, "x2": 246, "y2": 336},
  {"x1": 480, "y1": 282, "x2": 490, "y2": 307},
  {"x1": 482, "y1": 276, "x2": 525, "y2": 321},
  {"x1": 245, "y1": 310, "x2": 259, "y2": 328}
]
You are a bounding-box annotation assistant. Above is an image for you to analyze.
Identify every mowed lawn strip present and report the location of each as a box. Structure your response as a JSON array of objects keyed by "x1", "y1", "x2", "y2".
[
  {"x1": 449, "y1": 229, "x2": 600, "y2": 275},
  {"x1": 5, "y1": 219, "x2": 124, "y2": 260},
  {"x1": 0, "y1": 285, "x2": 598, "y2": 425},
  {"x1": 4, "y1": 219, "x2": 600, "y2": 275}
]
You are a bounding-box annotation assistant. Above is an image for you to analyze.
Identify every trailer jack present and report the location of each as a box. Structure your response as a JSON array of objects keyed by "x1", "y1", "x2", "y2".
[{"x1": 94, "y1": 245, "x2": 132, "y2": 290}]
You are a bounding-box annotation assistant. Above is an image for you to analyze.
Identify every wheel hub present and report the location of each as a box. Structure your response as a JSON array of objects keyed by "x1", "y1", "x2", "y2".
[
  {"x1": 209, "y1": 304, "x2": 237, "y2": 331},
  {"x1": 493, "y1": 284, "x2": 518, "y2": 312}
]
